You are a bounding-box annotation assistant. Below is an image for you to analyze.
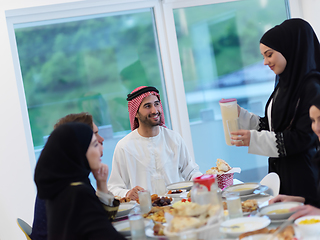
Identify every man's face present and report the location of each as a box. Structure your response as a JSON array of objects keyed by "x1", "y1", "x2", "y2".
[{"x1": 135, "y1": 94, "x2": 162, "y2": 128}]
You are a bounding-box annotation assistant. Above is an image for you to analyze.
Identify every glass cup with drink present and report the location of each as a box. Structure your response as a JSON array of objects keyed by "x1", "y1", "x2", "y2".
[
  {"x1": 226, "y1": 117, "x2": 241, "y2": 145},
  {"x1": 151, "y1": 174, "x2": 167, "y2": 195},
  {"x1": 128, "y1": 207, "x2": 147, "y2": 240},
  {"x1": 225, "y1": 192, "x2": 243, "y2": 219},
  {"x1": 138, "y1": 190, "x2": 152, "y2": 214}
]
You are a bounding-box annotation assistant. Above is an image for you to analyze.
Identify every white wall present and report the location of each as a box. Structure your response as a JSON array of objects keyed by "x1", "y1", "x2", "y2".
[
  {"x1": 0, "y1": 0, "x2": 319, "y2": 239},
  {"x1": 289, "y1": 0, "x2": 320, "y2": 38},
  {"x1": 0, "y1": 1, "x2": 79, "y2": 239}
]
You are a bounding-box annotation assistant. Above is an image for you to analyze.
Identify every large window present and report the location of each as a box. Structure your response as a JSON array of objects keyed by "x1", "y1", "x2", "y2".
[
  {"x1": 13, "y1": 6, "x2": 171, "y2": 184},
  {"x1": 172, "y1": 0, "x2": 287, "y2": 182},
  {"x1": 8, "y1": 0, "x2": 289, "y2": 185}
]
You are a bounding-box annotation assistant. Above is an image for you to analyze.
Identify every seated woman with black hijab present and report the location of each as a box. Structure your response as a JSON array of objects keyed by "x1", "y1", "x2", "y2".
[{"x1": 34, "y1": 122, "x2": 126, "y2": 240}]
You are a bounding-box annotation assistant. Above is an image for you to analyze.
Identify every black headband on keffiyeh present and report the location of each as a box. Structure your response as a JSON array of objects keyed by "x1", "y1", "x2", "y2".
[
  {"x1": 127, "y1": 86, "x2": 166, "y2": 131},
  {"x1": 126, "y1": 86, "x2": 159, "y2": 101},
  {"x1": 34, "y1": 122, "x2": 93, "y2": 199},
  {"x1": 260, "y1": 18, "x2": 320, "y2": 132}
]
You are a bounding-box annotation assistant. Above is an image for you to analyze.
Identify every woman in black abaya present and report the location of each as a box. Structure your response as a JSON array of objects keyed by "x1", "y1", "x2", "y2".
[
  {"x1": 34, "y1": 122, "x2": 126, "y2": 240},
  {"x1": 269, "y1": 94, "x2": 320, "y2": 218},
  {"x1": 231, "y1": 18, "x2": 320, "y2": 202}
]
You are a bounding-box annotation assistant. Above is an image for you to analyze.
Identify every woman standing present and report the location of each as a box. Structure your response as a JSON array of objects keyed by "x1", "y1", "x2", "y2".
[
  {"x1": 34, "y1": 123, "x2": 126, "y2": 240},
  {"x1": 231, "y1": 18, "x2": 320, "y2": 200},
  {"x1": 269, "y1": 94, "x2": 320, "y2": 218}
]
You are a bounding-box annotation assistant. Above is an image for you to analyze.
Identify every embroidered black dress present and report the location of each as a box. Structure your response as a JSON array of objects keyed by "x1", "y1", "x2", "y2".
[{"x1": 241, "y1": 19, "x2": 320, "y2": 202}]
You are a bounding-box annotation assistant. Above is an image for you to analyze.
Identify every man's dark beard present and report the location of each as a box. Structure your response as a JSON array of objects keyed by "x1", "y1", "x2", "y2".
[{"x1": 136, "y1": 112, "x2": 161, "y2": 127}]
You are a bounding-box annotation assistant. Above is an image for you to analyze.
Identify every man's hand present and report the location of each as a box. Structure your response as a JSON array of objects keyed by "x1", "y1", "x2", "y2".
[
  {"x1": 126, "y1": 186, "x2": 145, "y2": 200},
  {"x1": 269, "y1": 194, "x2": 305, "y2": 205},
  {"x1": 289, "y1": 205, "x2": 320, "y2": 219}
]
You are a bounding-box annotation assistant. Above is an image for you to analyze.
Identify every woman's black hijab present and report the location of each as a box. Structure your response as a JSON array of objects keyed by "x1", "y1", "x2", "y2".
[
  {"x1": 260, "y1": 18, "x2": 320, "y2": 132},
  {"x1": 35, "y1": 122, "x2": 93, "y2": 199}
]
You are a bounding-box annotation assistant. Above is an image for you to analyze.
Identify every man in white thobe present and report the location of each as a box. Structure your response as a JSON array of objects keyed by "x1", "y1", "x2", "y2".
[{"x1": 108, "y1": 86, "x2": 202, "y2": 200}]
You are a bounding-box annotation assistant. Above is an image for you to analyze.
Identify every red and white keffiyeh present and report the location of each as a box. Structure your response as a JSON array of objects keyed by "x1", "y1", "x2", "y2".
[{"x1": 127, "y1": 86, "x2": 166, "y2": 131}]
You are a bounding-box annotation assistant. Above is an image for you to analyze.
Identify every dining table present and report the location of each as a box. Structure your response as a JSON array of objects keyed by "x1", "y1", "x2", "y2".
[{"x1": 113, "y1": 179, "x2": 296, "y2": 240}]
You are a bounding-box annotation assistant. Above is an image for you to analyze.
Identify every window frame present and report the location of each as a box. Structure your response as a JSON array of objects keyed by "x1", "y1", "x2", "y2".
[
  {"x1": 6, "y1": 0, "x2": 292, "y2": 168},
  {"x1": 6, "y1": 0, "x2": 193, "y2": 164}
]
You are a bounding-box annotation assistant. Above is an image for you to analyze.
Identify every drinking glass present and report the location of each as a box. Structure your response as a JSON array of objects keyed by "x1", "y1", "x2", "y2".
[
  {"x1": 138, "y1": 190, "x2": 152, "y2": 214},
  {"x1": 226, "y1": 118, "x2": 240, "y2": 144},
  {"x1": 225, "y1": 192, "x2": 243, "y2": 219},
  {"x1": 128, "y1": 207, "x2": 147, "y2": 240}
]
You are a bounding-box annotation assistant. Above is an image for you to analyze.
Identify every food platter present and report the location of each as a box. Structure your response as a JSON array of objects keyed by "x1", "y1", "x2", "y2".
[
  {"x1": 115, "y1": 202, "x2": 137, "y2": 219},
  {"x1": 166, "y1": 181, "x2": 193, "y2": 191},
  {"x1": 259, "y1": 201, "x2": 303, "y2": 220},
  {"x1": 223, "y1": 182, "x2": 261, "y2": 196},
  {"x1": 145, "y1": 228, "x2": 169, "y2": 239},
  {"x1": 165, "y1": 190, "x2": 186, "y2": 198},
  {"x1": 219, "y1": 217, "x2": 271, "y2": 238}
]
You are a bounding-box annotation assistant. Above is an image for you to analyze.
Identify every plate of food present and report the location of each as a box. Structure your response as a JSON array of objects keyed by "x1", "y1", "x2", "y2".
[
  {"x1": 294, "y1": 215, "x2": 320, "y2": 236},
  {"x1": 239, "y1": 225, "x2": 296, "y2": 240},
  {"x1": 165, "y1": 189, "x2": 184, "y2": 198},
  {"x1": 223, "y1": 182, "x2": 261, "y2": 196},
  {"x1": 259, "y1": 201, "x2": 303, "y2": 220},
  {"x1": 145, "y1": 223, "x2": 169, "y2": 239},
  {"x1": 219, "y1": 217, "x2": 271, "y2": 238},
  {"x1": 223, "y1": 199, "x2": 259, "y2": 216},
  {"x1": 166, "y1": 181, "x2": 193, "y2": 191},
  {"x1": 143, "y1": 206, "x2": 173, "y2": 223},
  {"x1": 222, "y1": 185, "x2": 269, "y2": 200},
  {"x1": 115, "y1": 201, "x2": 137, "y2": 218},
  {"x1": 239, "y1": 185, "x2": 269, "y2": 200}
]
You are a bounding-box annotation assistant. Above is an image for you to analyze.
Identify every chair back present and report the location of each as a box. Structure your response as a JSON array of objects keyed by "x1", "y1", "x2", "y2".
[
  {"x1": 260, "y1": 172, "x2": 280, "y2": 196},
  {"x1": 17, "y1": 218, "x2": 32, "y2": 240}
]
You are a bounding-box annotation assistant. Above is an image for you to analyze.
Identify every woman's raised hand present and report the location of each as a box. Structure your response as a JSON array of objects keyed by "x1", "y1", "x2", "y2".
[
  {"x1": 230, "y1": 129, "x2": 250, "y2": 146},
  {"x1": 93, "y1": 164, "x2": 109, "y2": 192}
]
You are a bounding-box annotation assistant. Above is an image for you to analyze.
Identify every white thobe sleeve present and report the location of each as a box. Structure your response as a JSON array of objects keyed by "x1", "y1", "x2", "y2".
[
  {"x1": 239, "y1": 107, "x2": 260, "y2": 130},
  {"x1": 179, "y1": 137, "x2": 203, "y2": 181},
  {"x1": 107, "y1": 147, "x2": 130, "y2": 198}
]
